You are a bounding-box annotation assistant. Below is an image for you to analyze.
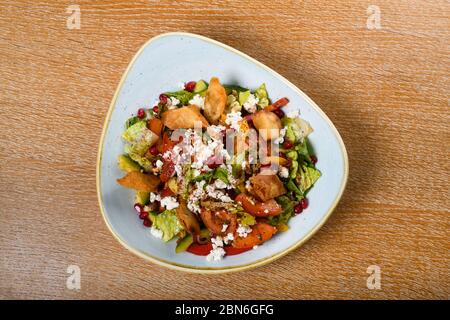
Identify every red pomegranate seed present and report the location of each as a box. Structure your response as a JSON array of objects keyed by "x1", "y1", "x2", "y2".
[
  {"x1": 137, "y1": 108, "x2": 146, "y2": 119},
  {"x1": 283, "y1": 140, "x2": 294, "y2": 149},
  {"x1": 159, "y1": 94, "x2": 168, "y2": 104},
  {"x1": 294, "y1": 204, "x2": 303, "y2": 215},
  {"x1": 149, "y1": 146, "x2": 158, "y2": 156},
  {"x1": 134, "y1": 203, "x2": 143, "y2": 213},
  {"x1": 311, "y1": 155, "x2": 318, "y2": 164},
  {"x1": 184, "y1": 81, "x2": 196, "y2": 92},
  {"x1": 143, "y1": 219, "x2": 152, "y2": 227},
  {"x1": 206, "y1": 155, "x2": 221, "y2": 169},
  {"x1": 300, "y1": 198, "x2": 308, "y2": 209},
  {"x1": 139, "y1": 212, "x2": 149, "y2": 220},
  {"x1": 273, "y1": 109, "x2": 285, "y2": 118},
  {"x1": 152, "y1": 106, "x2": 159, "y2": 113}
]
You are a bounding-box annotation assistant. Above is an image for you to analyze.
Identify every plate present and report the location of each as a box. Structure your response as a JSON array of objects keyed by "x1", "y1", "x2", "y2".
[{"x1": 96, "y1": 32, "x2": 348, "y2": 273}]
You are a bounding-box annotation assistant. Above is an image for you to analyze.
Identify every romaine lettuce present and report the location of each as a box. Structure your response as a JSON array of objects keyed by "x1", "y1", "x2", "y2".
[{"x1": 149, "y1": 210, "x2": 184, "y2": 242}]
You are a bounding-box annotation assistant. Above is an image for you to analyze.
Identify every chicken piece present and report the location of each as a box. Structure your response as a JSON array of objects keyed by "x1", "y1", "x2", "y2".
[
  {"x1": 200, "y1": 208, "x2": 237, "y2": 236},
  {"x1": 252, "y1": 110, "x2": 282, "y2": 140},
  {"x1": 204, "y1": 77, "x2": 226, "y2": 124},
  {"x1": 161, "y1": 105, "x2": 209, "y2": 129},
  {"x1": 249, "y1": 173, "x2": 286, "y2": 202},
  {"x1": 116, "y1": 171, "x2": 161, "y2": 192},
  {"x1": 176, "y1": 201, "x2": 200, "y2": 235}
]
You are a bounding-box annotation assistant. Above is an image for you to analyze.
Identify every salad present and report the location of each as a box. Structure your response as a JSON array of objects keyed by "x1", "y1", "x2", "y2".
[{"x1": 116, "y1": 77, "x2": 321, "y2": 261}]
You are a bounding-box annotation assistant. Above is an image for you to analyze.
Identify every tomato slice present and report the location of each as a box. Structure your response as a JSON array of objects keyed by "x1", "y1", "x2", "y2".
[
  {"x1": 160, "y1": 187, "x2": 174, "y2": 198},
  {"x1": 186, "y1": 243, "x2": 213, "y2": 256},
  {"x1": 224, "y1": 246, "x2": 251, "y2": 256},
  {"x1": 235, "y1": 194, "x2": 283, "y2": 217}
]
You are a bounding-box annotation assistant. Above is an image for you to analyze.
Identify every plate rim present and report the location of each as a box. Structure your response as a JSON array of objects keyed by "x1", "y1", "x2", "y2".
[{"x1": 96, "y1": 32, "x2": 349, "y2": 274}]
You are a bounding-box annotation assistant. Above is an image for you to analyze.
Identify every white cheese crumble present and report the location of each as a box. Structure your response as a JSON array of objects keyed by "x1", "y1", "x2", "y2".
[
  {"x1": 170, "y1": 96, "x2": 180, "y2": 106},
  {"x1": 243, "y1": 94, "x2": 259, "y2": 113},
  {"x1": 205, "y1": 184, "x2": 232, "y2": 202},
  {"x1": 225, "y1": 111, "x2": 243, "y2": 131},
  {"x1": 149, "y1": 192, "x2": 161, "y2": 203},
  {"x1": 279, "y1": 166, "x2": 289, "y2": 178},
  {"x1": 160, "y1": 196, "x2": 179, "y2": 210},
  {"x1": 150, "y1": 226, "x2": 163, "y2": 239},
  {"x1": 221, "y1": 224, "x2": 228, "y2": 233},
  {"x1": 237, "y1": 224, "x2": 252, "y2": 238},
  {"x1": 155, "y1": 159, "x2": 163, "y2": 169},
  {"x1": 253, "y1": 245, "x2": 259, "y2": 250},
  {"x1": 214, "y1": 179, "x2": 228, "y2": 189},
  {"x1": 273, "y1": 127, "x2": 287, "y2": 144},
  {"x1": 206, "y1": 236, "x2": 226, "y2": 261},
  {"x1": 189, "y1": 94, "x2": 205, "y2": 109},
  {"x1": 286, "y1": 109, "x2": 300, "y2": 118},
  {"x1": 223, "y1": 233, "x2": 234, "y2": 245}
]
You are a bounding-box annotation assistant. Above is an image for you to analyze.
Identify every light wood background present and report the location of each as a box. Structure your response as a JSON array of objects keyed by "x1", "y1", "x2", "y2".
[{"x1": 1, "y1": 0, "x2": 448, "y2": 300}]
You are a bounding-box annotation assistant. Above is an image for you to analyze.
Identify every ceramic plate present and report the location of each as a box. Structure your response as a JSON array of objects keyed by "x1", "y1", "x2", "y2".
[{"x1": 97, "y1": 32, "x2": 348, "y2": 273}]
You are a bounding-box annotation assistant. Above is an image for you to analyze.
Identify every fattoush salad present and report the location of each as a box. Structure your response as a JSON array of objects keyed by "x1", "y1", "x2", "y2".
[{"x1": 116, "y1": 77, "x2": 321, "y2": 261}]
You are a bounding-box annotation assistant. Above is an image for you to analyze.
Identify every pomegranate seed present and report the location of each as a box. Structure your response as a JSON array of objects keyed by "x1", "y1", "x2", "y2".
[
  {"x1": 134, "y1": 203, "x2": 143, "y2": 213},
  {"x1": 149, "y1": 146, "x2": 158, "y2": 156},
  {"x1": 152, "y1": 106, "x2": 159, "y2": 113},
  {"x1": 184, "y1": 81, "x2": 196, "y2": 92},
  {"x1": 206, "y1": 155, "x2": 221, "y2": 169},
  {"x1": 143, "y1": 219, "x2": 152, "y2": 227},
  {"x1": 137, "y1": 108, "x2": 146, "y2": 119},
  {"x1": 294, "y1": 203, "x2": 303, "y2": 215},
  {"x1": 139, "y1": 212, "x2": 149, "y2": 220},
  {"x1": 311, "y1": 155, "x2": 318, "y2": 164},
  {"x1": 159, "y1": 94, "x2": 168, "y2": 104},
  {"x1": 283, "y1": 140, "x2": 294, "y2": 149},
  {"x1": 273, "y1": 109, "x2": 285, "y2": 118},
  {"x1": 300, "y1": 198, "x2": 308, "y2": 209}
]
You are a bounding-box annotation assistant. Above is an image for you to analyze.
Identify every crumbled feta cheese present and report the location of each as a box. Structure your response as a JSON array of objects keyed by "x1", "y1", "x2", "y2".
[
  {"x1": 237, "y1": 224, "x2": 252, "y2": 238},
  {"x1": 206, "y1": 236, "x2": 226, "y2": 261},
  {"x1": 214, "y1": 179, "x2": 228, "y2": 189},
  {"x1": 169, "y1": 96, "x2": 180, "y2": 106},
  {"x1": 160, "y1": 196, "x2": 179, "y2": 210},
  {"x1": 150, "y1": 226, "x2": 163, "y2": 239},
  {"x1": 225, "y1": 112, "x2": 243, "y2": 131},
  {"x1": 206, "y1": 247, "x2": 226, "y2": 261},
  {"x1": 273, "y1": 127, "x2": 287, "y2": 144},
  {"x1": 279, "y1": 166, "x2": 289, "y2": 178},
  {"x1": 221, "y1": 224, "x2": 228, "y2": 233},
  {"x1": 243, "y1": 94, "x2": 259, "y2": 113},
  {"x1": 189, "y1": 94, "x2": 205, "y2": 109},
  {"x1": 155, "y1": 160, "x2": 163, "y2": 169},
  {"x1": 253, "y1": 245, "x2": 259, "y2": 250},
  {"x1": 223, "y1": 233, "x2": 234, "y2": 245},
  {"x1": 264, "y1": 209, "x2": 269, "y2": 214},
  {"x1": 205, "y1": 184, "x2": 232, "y2": 202},
  {"x1": 149, "y1": 192, "x2": 161, "y2": 203},
  {"x1": 286, "y1": 109, "x2": 300, "y2": 118},
  {"x1": 245, "y1": 180, "x2": 252, "y2": 191}
]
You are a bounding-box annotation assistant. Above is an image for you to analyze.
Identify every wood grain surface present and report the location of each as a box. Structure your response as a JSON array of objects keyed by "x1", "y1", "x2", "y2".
[{"x1": 0, "y1": 0, "x2": 449, "y2": 299}]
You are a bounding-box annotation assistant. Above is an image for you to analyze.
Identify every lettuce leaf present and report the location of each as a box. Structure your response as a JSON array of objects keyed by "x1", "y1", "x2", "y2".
[
  {"x1": 255, "y1": 83, "x2": 269, "y2": 108},
  {"x1": 268, "y1": 195, "x2": 295, "y2": 226},
  {"x1": 122, "y1": 121, "x2": 158, "y2": 171},
  {"x1": 296, "y1": 165, "x2": 321, "y2": 194},
  {"x1": 149, "y1": 210, "x2": 184, "y2": 242},
  {"x1": 281, "y1": 117, "x2": 313, "y2": 143},
  {"x1": 164, "y1": 90, "x2": 194, "y2": 106}
]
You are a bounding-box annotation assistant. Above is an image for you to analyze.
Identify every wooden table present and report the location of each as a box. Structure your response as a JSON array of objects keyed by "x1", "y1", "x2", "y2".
[{"x1": 1, "y1": 0, "x2": 448, "y2": 299}]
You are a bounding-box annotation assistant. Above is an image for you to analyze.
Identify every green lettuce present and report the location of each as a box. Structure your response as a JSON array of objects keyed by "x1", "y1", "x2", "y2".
[
  {"x1": 255, "y1": 83, "x2": 269, "y2": 108},
  {"x1": 122, "y1": 121, "x2": 157, "y2": 171},
  {"x1": 268, "y1": 195, "x2": 295, "y2": 226},
  {"x1": 149, "y1": 210, "x2": 184, "y2": 242},
  {"x1": 164, "y1": 90, "x2": 194, "y2": 106},
  {"x1": 281, "y1": 117, "x2": 313, "y2": 143},
  {"x1": 237, "y1": 211, "x2": 256, "y2": 226},
  {"x1": 296, "y1": 165, "x2": 321, "y2": 194}
]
